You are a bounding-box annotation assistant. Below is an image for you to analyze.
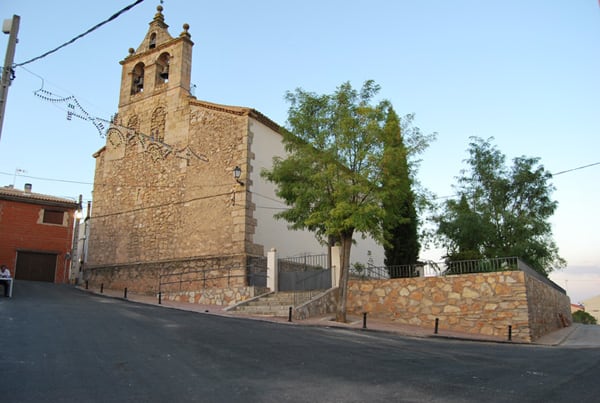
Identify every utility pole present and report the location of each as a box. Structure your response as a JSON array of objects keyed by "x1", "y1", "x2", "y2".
[{"x1": 0, "y1": 15, "x2": 20, "y2": 142}]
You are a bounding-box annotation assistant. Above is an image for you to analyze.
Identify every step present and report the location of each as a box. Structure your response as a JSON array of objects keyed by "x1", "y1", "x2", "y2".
[
  {"x1": 230, "y1": 290, "x2": 327, "y2": 316},
  {"x1": 233, "y1": 305, "x2": 290, "y2": 316}
]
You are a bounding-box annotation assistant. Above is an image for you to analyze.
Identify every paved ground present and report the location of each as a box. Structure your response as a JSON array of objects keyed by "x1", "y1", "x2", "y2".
[
  {"x1": 77, "y1": 285, "x2": 599, "y2": 347},
  {"x1": 3, "y1": 281, "x2": 600, "y2": 403}
]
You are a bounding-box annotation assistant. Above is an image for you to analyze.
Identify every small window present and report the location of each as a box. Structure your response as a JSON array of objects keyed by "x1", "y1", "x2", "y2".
[
  {"x1": 43, "y1": 210, "x2": 64, "y2": 225},
  {"x1": 149, "y1": 33, "x2": 157, "y2": 49}
]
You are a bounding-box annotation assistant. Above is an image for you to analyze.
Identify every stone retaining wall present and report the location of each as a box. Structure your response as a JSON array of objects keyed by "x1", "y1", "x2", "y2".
[
  {"x1": 294, "y1": 288, "x2": 339, "y2": 320},
  {"x1": 346, "y1": 271, "x2": 568, "y2": 342},
  {"x1": 525, "y1": 274, "x2": 571, "y2": 340},
  {"x1": 164, "y1": 286, "x2": 269, "y2": 306},
  {"x1": 84, "y1": 254, "x2": 247, "y2": 296}
]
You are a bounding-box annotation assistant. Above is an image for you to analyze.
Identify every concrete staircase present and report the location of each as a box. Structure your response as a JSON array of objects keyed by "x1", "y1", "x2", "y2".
[{"x1": 228, "y1": 291, "x2": 320, "y2": 317}]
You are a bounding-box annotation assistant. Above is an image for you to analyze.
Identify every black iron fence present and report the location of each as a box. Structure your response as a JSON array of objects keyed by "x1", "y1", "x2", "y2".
[
  {"x1": 351, "y1": 256, "x2": 565, "y2": 295},
  {"x1": 158, "y1": 266, "x2": 245, "y2": 294},
  {"x1": 278, "y1": 254, "x2": 329, "y2": 273},
  {"x1": 247, "y1": 256, "x2": 268, "y2": 287},
  {"x1": 278, "y1": 254, "x2": 331, "y2": 305},
  {"x1": 351, "y1": 261, "x2": 443, "y2": 279}
]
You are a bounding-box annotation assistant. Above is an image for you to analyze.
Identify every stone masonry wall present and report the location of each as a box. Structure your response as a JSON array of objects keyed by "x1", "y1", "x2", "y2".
[
  {"x1": 85, "y1": 254, "x2": 247, "y2": 295},
  {"x1": 294, "y1": 288, "x2": 340, "y2": 320},
  {"x1": 525, "y1": 274, "x2": 571, "y2": 340},
  {"x1": 165, "y1": 286, "x2": 270, "y2": 306},
  {"x1": 347, "y1": 271, "x2": 533, "y2": 342},
  {"x1": 90, "y1": 103, "x2": 250, "y2": 266}
]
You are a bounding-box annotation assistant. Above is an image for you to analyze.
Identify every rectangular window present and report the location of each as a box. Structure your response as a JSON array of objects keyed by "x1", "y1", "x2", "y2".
[{"x1": 43, "y1": 210, "x2": 64, "y2": 225}]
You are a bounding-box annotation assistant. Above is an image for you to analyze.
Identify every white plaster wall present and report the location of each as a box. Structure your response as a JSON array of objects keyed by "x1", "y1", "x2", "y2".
[{"x1": 249, "y1": 119, "x2": 384, "y2": 266}]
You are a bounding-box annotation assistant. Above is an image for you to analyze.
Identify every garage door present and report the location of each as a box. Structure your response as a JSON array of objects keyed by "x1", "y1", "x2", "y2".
[{"x1": 15, "y1": 252, "x2": 57, "y2": 282}]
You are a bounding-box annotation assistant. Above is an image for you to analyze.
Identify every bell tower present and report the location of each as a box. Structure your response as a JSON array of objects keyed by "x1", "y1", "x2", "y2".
[
  {"x1": 118, "y1": 5, "x2": 193, "y2": 105},
  {"x1": 112, "y1": 5, "x2": 194, "y2": 146}
]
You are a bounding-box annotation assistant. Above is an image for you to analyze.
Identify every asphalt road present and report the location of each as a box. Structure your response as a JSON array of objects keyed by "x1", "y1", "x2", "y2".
[{"x1": 1, "y1": 281, "x2": 600, "y2": 403}]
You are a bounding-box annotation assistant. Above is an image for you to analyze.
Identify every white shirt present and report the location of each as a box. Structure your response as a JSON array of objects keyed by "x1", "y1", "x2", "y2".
[{"x1": 0, "y1": 268, "x2": 10, "y2": 278}]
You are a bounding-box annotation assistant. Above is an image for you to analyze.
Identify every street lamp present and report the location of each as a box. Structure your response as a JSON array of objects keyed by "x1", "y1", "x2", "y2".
[{"x1": 233, "y1": 165, "x2": 244, "y2": 186}]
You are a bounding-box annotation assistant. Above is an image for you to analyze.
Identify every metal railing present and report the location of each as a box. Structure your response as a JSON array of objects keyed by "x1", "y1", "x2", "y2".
[
  {"x1": 278, "y1": 254, "x2": 330, "y2": 306},
  {"x1": 291, "y1": 268, "x2": 332, "y2": 306},
  {"x1": 353, "y1": 257, "x2": 521, "y2": 280},
  {"x1": 247, "y1": 260, "x2": 268, "y2": 287},
  {"x1": 158, "y1": 266, "x2": 245, "y2": 295},
  {"x1": 278, "y1": 254, "x2": 328, "y2": 273},
  {"x1": 352, "y1": 256, "x2": 565, "y2": 295},
  {"x1": 351, "y1": 261, "x2": 444, "y2": 279},
  {"x1": 444, "y1": 256, "x2": 519, "y2": 275}
]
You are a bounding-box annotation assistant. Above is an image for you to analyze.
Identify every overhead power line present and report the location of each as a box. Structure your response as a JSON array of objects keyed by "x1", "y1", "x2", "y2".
[
  {"x1": 14, "y1": 0, "x2": 145, "y2": 67},
  {"x1": 551, "y1": 161, "x2": 600, "y2": 177},
  {"x1": 433, "y1": 161, "x2": 600, "y2": 201},
  {"x1": 0, "y1": 171, "x2": 92, "y2": 185}
]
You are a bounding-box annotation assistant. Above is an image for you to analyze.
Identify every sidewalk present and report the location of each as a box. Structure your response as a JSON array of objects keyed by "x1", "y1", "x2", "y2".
[{"x1": 77, "y1": 286, "x2": 572, "y2": 346}]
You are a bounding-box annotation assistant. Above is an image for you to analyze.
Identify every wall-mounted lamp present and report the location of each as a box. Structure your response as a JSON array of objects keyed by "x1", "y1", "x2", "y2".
[{"x1": 233, "y1": 166, "x2": 244, "y2": 186}]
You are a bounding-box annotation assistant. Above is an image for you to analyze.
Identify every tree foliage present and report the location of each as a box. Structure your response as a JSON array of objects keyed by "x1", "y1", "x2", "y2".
[
  {"x1": 572, "y1": 310, "x2": 597, "y2": 325},
  {"x1": 381, "y1": 108, "x2": 420, "y2": 272},
  {"x1": 433, "y1": 137, "x2": 565, "y2": 276},
  {"x1": 262, "y1": 80, "x2": 433, "y2": 321}
]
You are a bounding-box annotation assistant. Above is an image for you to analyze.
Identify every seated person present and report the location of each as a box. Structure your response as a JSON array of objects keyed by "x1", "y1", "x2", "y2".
[{"x1": 1, "y1": 265, "x2": 11, "y2": 297}]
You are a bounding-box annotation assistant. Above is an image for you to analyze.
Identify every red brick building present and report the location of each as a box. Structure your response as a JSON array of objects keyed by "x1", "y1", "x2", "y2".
[{"x1": 0, "y1": 185, "x2": 79, "y2": 283}]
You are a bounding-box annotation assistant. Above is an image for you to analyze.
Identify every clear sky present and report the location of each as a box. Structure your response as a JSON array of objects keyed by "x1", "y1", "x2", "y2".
[{"x1": 0, "y1": 1, "x2": 598, "y2": 302}]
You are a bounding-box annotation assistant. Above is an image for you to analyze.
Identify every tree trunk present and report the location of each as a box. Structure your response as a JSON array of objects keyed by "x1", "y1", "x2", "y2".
[{"x1": 336, "y1": 230, "x2": 354, "y2": 323}]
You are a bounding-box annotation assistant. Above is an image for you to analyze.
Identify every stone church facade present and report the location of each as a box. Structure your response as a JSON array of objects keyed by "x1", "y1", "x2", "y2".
[{"x1": 85, "y1": 6, "x2": 381, "y2": 303}]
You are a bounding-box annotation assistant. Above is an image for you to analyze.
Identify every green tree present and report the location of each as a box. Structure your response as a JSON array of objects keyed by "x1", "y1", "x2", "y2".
[
  {"x1": 572, "y1": 310, "x2": 597, "y2": 325},
  {"x1": 434, "y1": 137, "x2": 565, "y2": 276},
  {"x1": 381, "y1": 108, "x2": 420, "y2": 274},
  {"x1": 263, "y1": 80, "x2": 392, "y2": 322}
]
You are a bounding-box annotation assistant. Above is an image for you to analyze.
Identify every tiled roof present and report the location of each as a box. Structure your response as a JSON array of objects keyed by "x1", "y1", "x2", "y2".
[{"x1": 0, "y1": 187, "x2": 79, "y2": 209}]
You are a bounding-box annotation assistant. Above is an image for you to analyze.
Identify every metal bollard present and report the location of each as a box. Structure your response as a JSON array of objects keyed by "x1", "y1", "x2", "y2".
[
  {"x1": 124, "y1": 288, "x2": 128, "y2": 299},
  {"x1": 434, "y1": 318, "x2": 439, "y2": 334},
  {"x1": 363, "y1": 312, "x2": 368, "y2": 329},
  {"x1": 288, "y1": 306, "x2": 293, "y2": 322},
  {"x1": 100, "y1": 283, "x2": 104, "y2": 293},
  {"x1": 158, "y1": 291, "x2": 162, "y2": 305},
  {"x1": 508, "y1": 325, "x2": 512, "y2": 341},
  {"x1": 85, "y1": 280, "x2": 88, "y2": 290}
]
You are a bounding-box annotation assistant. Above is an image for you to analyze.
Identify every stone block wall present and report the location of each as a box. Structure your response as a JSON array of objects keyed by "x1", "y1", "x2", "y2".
[
  {"x1": 346, "y1": 270, "x2": 571, "y2": 342},
  {"x1": 84, "y1": 254, "x2": 247, "y2": 295},
  {"x1": 525, "y1": 274, "x2": 571, "y2": 340},
  {"x1": 294, "y1": 288, "x2": 340, "y2": 320},
  {"x1": 164, "y1": 286, "x2": 269, "y2": 306},
  {"x1": 347, "y1": 271, "x2": 533, "y2": 342}
]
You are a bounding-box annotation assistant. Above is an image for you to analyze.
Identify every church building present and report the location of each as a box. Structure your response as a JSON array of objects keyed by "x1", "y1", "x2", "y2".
[{"x1": 85, "y1": 6, "x2": 382, "y2": 304}]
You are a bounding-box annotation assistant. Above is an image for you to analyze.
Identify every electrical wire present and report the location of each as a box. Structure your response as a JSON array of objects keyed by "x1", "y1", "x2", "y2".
[
  {"x1": 0, "y1": 171, "x2": 92, "y2": 185},
  {"x1": 89, "y1": 191, "x2": 232, "y2": 220},
  {"x1": 14, "y1": 0, "x2": 145, "y2": 67},
  {"x1": 432, "y1": 161, "x2": 600, "y2": 201},
  {"x1": 551, "y1": 161, "x2": 600, "y2": 177}
]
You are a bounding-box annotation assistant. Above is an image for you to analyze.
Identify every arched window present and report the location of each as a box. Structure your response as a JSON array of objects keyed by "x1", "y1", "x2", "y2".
[
  {"x1": 151, "y1": 107, "x2": 166, "y2": 142},
  {"x1": 131, "y1": 63, "x2": 145, "y2": 95},
  {"x1": 156, "y1": 52, "x2": 170, "y2": 85},
  {"x1": 149, "y1": 33, "x2": 157, "y2": 49}
]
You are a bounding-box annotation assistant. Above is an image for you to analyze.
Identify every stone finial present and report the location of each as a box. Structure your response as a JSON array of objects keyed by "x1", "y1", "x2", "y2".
[
  {"x1": 154, "y1": 5, "x2": 165, "y2": 23},
  {"x1": 128, "y1": 47, "x2": 135, "y2": 55},
  {"x1": 180, "y1": 23, "x2": 191, "y2": 38}
]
